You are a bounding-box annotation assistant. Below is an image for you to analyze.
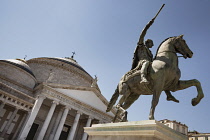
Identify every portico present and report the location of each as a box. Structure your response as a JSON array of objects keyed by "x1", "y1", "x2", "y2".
[
  {"x1": 0, "y1": 57, "x2": 115, "y2": 140},
  {"x1": 0, "y1": 84, "x2": 113, "y2": 140}
]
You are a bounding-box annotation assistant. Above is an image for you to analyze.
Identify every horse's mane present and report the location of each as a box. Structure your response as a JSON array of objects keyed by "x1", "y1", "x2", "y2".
[{"x1": 154, "y1": 36, "x2": 176, "y2": 59}]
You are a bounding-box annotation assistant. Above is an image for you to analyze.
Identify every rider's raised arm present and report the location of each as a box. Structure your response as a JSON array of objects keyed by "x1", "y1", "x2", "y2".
[
  {"x1": 138, "y1": 18, "x2": 154, "y2": 45},
  {"x1": 131, "y1": 19, "x2": 154, "y2": 70},
  {"x1": 138, "y1": 4, "x2": 165, "y2": 44}
]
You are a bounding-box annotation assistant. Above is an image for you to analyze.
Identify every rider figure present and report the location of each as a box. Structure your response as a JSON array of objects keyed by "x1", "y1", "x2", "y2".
[
  {"x1": 131, "y1": 18, "x2": 179, "y2": 103},
  {"x1": 132, "y1": 18, "x2": 154, "y2": 84}
]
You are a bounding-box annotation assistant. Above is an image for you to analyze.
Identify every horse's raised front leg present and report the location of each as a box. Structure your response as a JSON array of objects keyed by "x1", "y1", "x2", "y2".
[{"x1": 175, "y1": 79, "x2": 204, "y2": 106}]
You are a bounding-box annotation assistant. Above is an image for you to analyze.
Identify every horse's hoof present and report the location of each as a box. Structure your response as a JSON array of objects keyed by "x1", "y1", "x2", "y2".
[
  {"x1": 167, "y1": 97, "x2": 179, "y2": 103},
  {"x1": 191, "y1": 98, "x2": 199, "y2": 106},
  {"x1": 149, "y1": 116, "x2": 155, "y2": 120},
  {"x1": 192, "y1": 95, "x2": 204, "y2": 106}
]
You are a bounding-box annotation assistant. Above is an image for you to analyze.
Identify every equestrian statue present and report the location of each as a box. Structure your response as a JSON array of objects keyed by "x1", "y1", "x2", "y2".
[{"x1": 106, "y1": 4, "x2": 204, "y2": 122}]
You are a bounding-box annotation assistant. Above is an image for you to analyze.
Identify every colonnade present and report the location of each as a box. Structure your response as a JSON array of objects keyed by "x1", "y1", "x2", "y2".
[
  {"x1": 0, "y1": 102, "x2": 27, "y2": 140},
  {"x1": 0, "y1": 94, "x2": 96, "y2": 140}
]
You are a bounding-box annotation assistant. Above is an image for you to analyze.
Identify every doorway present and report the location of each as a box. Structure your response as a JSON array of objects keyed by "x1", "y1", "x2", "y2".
[
  {"x1": 26, "y1": 123, "x2": 39, "y2": 140},
  {"x1": 59, "y1": 124, "x2": 71, "y2": 140}
]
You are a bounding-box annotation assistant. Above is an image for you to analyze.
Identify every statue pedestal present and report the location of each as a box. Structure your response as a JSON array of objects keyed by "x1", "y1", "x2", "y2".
[{"x1": 84, "y1": 120, "x2": 188, "y2": 140}]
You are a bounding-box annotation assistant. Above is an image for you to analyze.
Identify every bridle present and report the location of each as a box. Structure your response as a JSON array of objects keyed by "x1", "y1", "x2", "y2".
[
  {"x1": 157, "y1": 50, "x2": 184, "y2": 58},
  {"x1": 156, "y1": 38, "x2": 188, "y2": 59}
]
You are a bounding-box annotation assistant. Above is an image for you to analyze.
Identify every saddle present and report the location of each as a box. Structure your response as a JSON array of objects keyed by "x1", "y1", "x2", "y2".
[{"x1": 122, "y1": 64, "x2": 153, "y2": 94}]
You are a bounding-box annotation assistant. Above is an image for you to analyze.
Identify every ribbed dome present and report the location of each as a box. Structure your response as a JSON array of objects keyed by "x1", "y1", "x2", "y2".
[
  {"x1": 0, "y1": 59, "x2": 37, "y2": 89},
  {"x1": 45, "y1": 57, "x2": 90, "y2": 76},
  {"x1": 27, "y1": 57, "x2": 93, "y2": 87},
  {"x1": 0, "y1": 59, "x2": 35, "y2": 77}
]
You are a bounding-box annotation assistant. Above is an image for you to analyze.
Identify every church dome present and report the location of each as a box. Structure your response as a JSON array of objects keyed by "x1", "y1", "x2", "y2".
[
  {"x1": 27, "y1": 57, "x2": 93, "y2": 87},
  {"x1": 0, "y1": 59, "x2": 37, "y2": 89}
]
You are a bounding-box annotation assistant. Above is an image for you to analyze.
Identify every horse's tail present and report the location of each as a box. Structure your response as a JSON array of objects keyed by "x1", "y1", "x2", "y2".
[{"x1": 106, "y1": 85, "x2": 120, "y2": 112}]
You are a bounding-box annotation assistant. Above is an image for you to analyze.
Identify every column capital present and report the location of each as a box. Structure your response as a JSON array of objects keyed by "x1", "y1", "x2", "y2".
[
  {"x1": 37, "y1": 94, "x2": 46, "y2": 100},
  {"x1": 59, "y1": 106, "x2": 70, "y2": 112},
  {"x1": 88, "y1": 116, "x2": 94, "y2": 120},
  {"x1": 14, "y1": 106, "x2": 21, "y2": 110},
  {"x1": 76, "y1": 110, "x2": 83, "y2": 115},
  {"x1": 64, "y1": 105, "x2": 71, "y2": 110},
  {"x1": 52, "y1": 100, "x2": 59, "y2": 105},
  {"x1": 62, "y1": 103, "x2": 71, "y2": 109}
]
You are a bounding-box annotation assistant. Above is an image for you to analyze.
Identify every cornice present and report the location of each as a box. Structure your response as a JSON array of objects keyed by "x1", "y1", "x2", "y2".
[{"x1": 0, "y1": 89, "x2": 35, "y2": 111}]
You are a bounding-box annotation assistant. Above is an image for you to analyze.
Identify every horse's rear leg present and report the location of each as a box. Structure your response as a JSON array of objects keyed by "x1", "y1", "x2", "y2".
[
  {"x1": 121, "y1": 93, "x2": 140, "y2": 110},
  {"x1": 113, "y1": 83, "x2": 130, "y2": 122},
  {"x1": 175, "y1": 79, "x2": 204, "y2": 106},
  {"x1": 117, "y1": 83, "x2": 130, "y2": 106}
]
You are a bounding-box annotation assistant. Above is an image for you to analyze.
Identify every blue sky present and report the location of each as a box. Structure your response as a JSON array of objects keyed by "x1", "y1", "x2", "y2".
[{"x1": 0, "y1": 0, "x2": 210, "y2": 133}]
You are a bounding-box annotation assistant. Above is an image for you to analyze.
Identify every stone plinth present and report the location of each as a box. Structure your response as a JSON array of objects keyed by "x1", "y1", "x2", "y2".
[{"x1": 84, "y1": 120, "x2": 188, "y2": 140}]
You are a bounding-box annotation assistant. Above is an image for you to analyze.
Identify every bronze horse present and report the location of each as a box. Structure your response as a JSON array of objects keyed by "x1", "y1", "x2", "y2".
[{"x1": 106, "y1": 35, "x2": 204, "y2": 121}]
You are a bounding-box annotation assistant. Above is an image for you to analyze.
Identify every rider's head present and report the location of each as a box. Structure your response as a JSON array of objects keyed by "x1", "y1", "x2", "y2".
[{"x1": 145, "y1": 39, "x2": 154, "y2": 48}]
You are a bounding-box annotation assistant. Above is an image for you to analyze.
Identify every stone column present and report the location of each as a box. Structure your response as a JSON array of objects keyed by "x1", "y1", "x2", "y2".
[
  {"x1": 18, "y1": 95, "x2": 46, "y2": 140},
  {"x1": 53, "y1": 106, "x2": 70, "y2": 140},
  {"x1": 0, "y1": 107, "x2": 19, "y2": 136},
  {"x1": 48, "y1": 108, "x2": 63, "y2": 140},
  {"x1": 81, "y1": 116, "x2": 93, "y2": 140},
  {"x1": 11, "y1": 112, "x2": 27, "y2": 140},
  {"x1": 37, "y1": 100, "x2": 59, "y2": 140},
  {"x1": 67, "y1": 111, "x2": 82, "y2": 140},
  {"x1": 17, "y1": 111, "x2": 30, "y2": 140},
  {"x1": 0, "y1": 102, "x2": 5, "y2": 116}
]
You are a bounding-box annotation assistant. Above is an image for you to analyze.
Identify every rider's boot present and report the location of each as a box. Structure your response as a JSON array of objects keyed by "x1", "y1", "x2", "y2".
[{"x1": 140, "y1": 74, "x2": 149, "y2": 84}]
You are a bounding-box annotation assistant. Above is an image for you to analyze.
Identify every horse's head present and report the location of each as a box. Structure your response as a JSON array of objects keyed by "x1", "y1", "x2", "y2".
[{"x1": 174, "y1": 35, "x2": 193, "y2": 59}]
